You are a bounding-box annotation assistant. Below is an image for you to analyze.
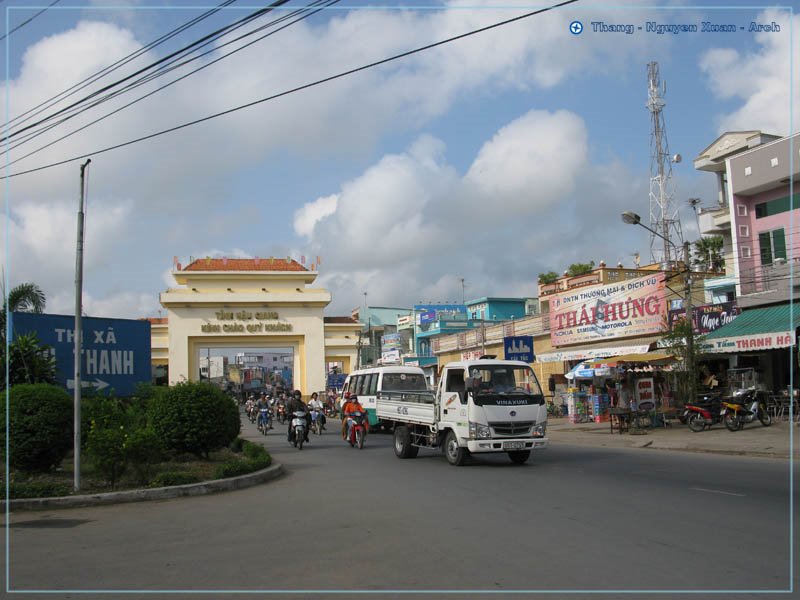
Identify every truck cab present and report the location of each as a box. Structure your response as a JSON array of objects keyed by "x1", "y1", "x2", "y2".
[{"x1": 378, "y1": 358, "x2": 548, "y2": 465}]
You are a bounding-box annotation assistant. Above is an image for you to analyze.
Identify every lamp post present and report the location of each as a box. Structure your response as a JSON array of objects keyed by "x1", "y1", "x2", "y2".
[{"x1": 622, "y1": 211, "x2": 696, "y2": 405}]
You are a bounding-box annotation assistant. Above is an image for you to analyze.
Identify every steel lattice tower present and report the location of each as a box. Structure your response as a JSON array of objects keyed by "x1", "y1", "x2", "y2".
[{"x1": 647, "y1": 62, "x2": 683, "y2": 267}]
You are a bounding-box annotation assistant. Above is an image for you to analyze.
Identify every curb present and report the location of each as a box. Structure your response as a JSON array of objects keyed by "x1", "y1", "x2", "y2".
[{"x1": 2, "y1": 463, "x2": 285, "y2": 512}]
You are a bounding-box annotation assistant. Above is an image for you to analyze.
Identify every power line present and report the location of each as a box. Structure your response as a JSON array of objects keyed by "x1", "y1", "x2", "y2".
[
  {"x1": 4, "y1": 0, "x2": 291, "y2": 141},
  {"x1": 3, "y1": 0, "x2": 580, "y2": 179},
  {"x1": 6, "y1": 0, "x2": 337, "y2": 162},
  {"x1": 0, "y1": 0, "x2": 61, "y2": 43},
  {"x1": 4, "y1": 0, "x2": 240, "y2": 134}
]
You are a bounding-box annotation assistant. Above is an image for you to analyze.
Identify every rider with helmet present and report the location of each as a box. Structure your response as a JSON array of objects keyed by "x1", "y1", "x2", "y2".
[
  {"x1": 341, "y1": 394, "x2": 367, "y2": 441},
  {"x1": 286, "y1": 389, "x2": 311, "y2": 444}
]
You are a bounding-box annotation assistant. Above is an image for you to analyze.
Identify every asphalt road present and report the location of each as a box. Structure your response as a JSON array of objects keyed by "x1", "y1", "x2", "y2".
[{"x1": 4, "y1": 419, "x2": 798, "y2": 599}]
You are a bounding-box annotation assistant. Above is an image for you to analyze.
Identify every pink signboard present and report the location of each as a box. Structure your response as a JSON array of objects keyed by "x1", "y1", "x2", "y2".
[{"x1": 549, "y1": 273, "x2": 666, "y2": 347}]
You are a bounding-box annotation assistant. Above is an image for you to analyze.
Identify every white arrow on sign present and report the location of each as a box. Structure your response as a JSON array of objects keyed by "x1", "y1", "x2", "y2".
[{"x1": 67, "y1": 378, "x2": 110, "y2": 391}]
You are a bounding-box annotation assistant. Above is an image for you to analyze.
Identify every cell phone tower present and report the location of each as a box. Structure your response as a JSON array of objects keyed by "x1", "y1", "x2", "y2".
[{"x1": 647, "y1": 61, "x2": 683, "y2": 268}]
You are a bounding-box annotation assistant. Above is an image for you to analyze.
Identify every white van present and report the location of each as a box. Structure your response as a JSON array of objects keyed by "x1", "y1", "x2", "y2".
[{"x1": 342, "y1": 366, "x2": 429, "y2": 430}]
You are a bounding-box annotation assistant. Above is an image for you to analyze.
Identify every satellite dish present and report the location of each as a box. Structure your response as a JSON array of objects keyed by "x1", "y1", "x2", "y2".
[{"x1": 672, "y1": 154, "x2": 682, "y2": 163}]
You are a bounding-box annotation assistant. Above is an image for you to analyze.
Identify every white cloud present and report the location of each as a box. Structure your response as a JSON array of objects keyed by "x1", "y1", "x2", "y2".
[
  {"x1": 294, "y1": 194, "x2": 339, "y2": 238},
  {"x1": 699, "y1": 9, "x2": 799, "y2": 135},
  {"x1": 298, "y1": 109, "x2": 646, "y2": 313}
]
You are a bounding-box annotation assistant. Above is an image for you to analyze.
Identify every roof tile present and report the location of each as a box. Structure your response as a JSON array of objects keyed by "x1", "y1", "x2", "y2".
[{"x1": 182, "y1": 258, "x2": 307, "y2": 272}]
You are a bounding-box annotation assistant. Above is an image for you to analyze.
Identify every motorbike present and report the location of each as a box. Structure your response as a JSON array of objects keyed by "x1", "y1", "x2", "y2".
[
  {"x1": 325, "y1": 402, "x2": 337, "y2": 419},
  {"x1": 276, "y1": 403, "x2": 287, "y2": 425},
  {"x1": 720, "y1": 388, "x2": 772, "y2": 432},
  {"x1": 257, "y1": 407, "x2": 272, "y2": 435},
  {"x1": 290, "y1": 410, "x2": 308, "y2": 450},
  {"x1": 309, "y1": 407, "x2": 323, "y2": 435},
  {"x1": 684, "y1": 393, "x2": 723, "y2": 432},
  {"x1": 247, "y1": 403, "x2": 258, "y2": 424},
  {"x1": 346, "y1": 411, "x2": 367, "y2": 449}
]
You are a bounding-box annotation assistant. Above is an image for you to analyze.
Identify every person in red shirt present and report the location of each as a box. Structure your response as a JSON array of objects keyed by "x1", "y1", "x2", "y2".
[{"x1": 341, "y1": 394, "x2": 366, "y2": 441}]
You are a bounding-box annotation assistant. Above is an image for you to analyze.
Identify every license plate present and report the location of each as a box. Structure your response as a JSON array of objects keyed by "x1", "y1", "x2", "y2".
[{"x1": 503, "y1": 441, "x2": 525, "y2": 450}]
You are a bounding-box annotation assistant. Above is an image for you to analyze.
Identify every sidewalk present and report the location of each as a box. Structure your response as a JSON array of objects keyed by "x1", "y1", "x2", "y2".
[{"x1": 546, "y1": 416, "x2": 800, "y2": 459}]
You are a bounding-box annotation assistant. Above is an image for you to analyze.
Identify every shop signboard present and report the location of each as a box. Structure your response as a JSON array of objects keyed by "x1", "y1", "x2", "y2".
[
  {"x1": 381, "y1": 332, "x2": 401, "y2": 350},
  {"x1": 419, "y1": 310, "x2": 436, "y2": 324},
  {"x1": 11, "y1": 312, "x2": 151, "y2": 396},
  {"x1": 668, "y1": 301, "x2": 739, "y2": 334},
  {"x1": 699, "y1": 331, "x2": 795, "y2": 353},
  {"x1": 327, "y1": 373, "x2": 346, "y2": 390},
  {"x1": 381, "y1": 349, "x2": 401, "y2": 363},
  {"x1": 634, "y1": 377, "x2": 656, "y2": 410},
  {"x1": 549, "y1": 273, "x2": 666, "y2": 347},
  {"x1": 461, "y1": 350, "x2": 484, "y2": 360},
  {"x1": 504, "y1": 336, "x2": 534, "y2": 362}
]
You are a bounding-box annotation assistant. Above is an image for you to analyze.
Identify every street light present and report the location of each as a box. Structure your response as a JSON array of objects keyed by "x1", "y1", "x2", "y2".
[{"x1": 621, "y1": 211, "x2": 696, "y2": 406}]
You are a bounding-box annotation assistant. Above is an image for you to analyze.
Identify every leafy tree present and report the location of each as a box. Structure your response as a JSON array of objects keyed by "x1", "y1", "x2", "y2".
[
  {"x1": 567, "y1": 261, "x2": 595, "y2": 277},
  {"x1": 693, "y1": 236, "x2": 725, "y2": 273},
  {"x1": 661, "y1": 317, "x2": 705, "y2": 405},
  {"x1": 1, "y1": 282, "x2": 46, "y2": 343},
  {"x1": 537, "y1": 271, "x2": 559, "y2": 285},
  {"x1": 1, "y1": 332, "x2": 57, "y2": 390}
]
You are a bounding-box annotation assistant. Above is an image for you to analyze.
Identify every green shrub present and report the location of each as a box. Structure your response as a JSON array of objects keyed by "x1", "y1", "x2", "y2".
[
  {"x1": 242, "y1": 440, "x2": 268, "y2": 461},
  {"x1": 148, "y1": 382, "x2": 240, "y2": 458},
  {"x1": 211, "y1": 454, "x2": 270, "y2": 479},
  {"x1": 86, "y1": 425, "x2": 128, "y2": 488},
  {"x1": 1, "y1": 384, "x2": 73, "y2": 472},
  {"x1": 0, "y1": 481, "x2": 72, "y2": 499},
  {"x1": 229, "y1": 437, "x2": 245, "y2": 453},
  {"x1": 150, "y1": 471, "x2": 200, "y2": 487},
  {"x1": 125, "y1": 427, "x2": 166, "y2": 485}
]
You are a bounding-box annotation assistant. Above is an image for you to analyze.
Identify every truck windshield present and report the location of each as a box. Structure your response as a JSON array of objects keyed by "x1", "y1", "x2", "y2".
[
  {"x1": 468, "y1": 365, "x2": 544, "y2": 406},
  {"x1": 382, "y1": 373, "x2": 428, "y2": 391}
]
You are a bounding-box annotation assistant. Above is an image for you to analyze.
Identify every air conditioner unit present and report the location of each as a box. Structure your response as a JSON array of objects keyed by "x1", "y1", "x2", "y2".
[{"x1": 774, "y1": 258, "x2": 787, "y2": 266}]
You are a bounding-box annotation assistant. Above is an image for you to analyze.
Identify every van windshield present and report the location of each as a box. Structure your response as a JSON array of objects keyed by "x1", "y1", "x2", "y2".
[
  {"x1": 467, "y1": 365, "x2": 544, "y2": 406},
  {"x1": 382, "y1": 373, "x2": 428, "y2": 391}
]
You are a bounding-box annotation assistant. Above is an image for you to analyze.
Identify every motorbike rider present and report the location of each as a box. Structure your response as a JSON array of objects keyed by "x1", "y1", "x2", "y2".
[
  {"x1": 257, "y1": 393, "x2": 272, "y2": 430},
  {"x1": 308, "y1": 392, "x2": 327, "y2": 430},
  {"x1": 342, "y1": 394, "x2": 367, "y2": 442},
  {"x1": 286, "y1": 389, "x2": 311, "y2": 444}
]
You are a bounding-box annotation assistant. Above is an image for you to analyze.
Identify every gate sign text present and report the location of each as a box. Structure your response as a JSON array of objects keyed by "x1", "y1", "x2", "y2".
[{"x1": 11, "y1": 312, "x2": 151, "y2": 396}]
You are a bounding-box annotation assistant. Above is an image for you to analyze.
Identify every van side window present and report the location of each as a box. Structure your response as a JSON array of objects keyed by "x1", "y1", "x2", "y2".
[
  {"x1": 362, "y1": 373, "x2": 372, "y2": 395},
  {"x1": 368, "y1": 373, "x2": 378, "y2": 395},
  {"x1": 353, "y1": 375, "x2": 363, "y2": 395},
  {"x1": 445, "y1": 369, "x2": 466, "y2": 404}
]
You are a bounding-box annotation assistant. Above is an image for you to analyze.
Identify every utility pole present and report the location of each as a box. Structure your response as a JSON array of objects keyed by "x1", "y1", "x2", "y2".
[
  {"x1": 74, "y1": 158, "x2": 91, "y2": 492},
  {"x1": 683, "y1": 240, "x2": 696, "y2": 405},
  {"x1": 460, "y1": 278, "x2": 465, "y2": 305}
]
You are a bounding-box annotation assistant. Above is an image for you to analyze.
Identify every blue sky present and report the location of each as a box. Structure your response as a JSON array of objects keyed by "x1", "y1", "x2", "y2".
[{"x1": 2, "y1": 1, "x2": 797, "y2": 318}]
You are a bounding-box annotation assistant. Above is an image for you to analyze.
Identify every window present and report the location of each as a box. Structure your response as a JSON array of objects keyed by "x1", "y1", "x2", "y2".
[
  {"x1": 739, "y1": 225, "x2": 749, "y2": 237},
  {"x1": 737, "y1": 204, "x2": 747, "y2": 217},
  {"x1": 755, "y1": 194, "x2": 797, "y2": 219},
  {"x1": 740, "y1": 246, "x2": 751, "y2": 258},
  {"x1": 368, "y1": 373, "x2": 378, "y2": 395},
  {"x1": 758, "y1": 228, "x2": 787, "y2": 265}
]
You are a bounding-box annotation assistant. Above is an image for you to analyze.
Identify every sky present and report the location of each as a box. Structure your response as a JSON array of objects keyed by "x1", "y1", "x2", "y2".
[{"x1": 1, "y1": 0, "x2": 797, "y2": 319}]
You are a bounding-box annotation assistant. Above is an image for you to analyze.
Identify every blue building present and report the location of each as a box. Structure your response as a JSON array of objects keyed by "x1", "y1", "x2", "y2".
[{"x1": 465, "y1": 297, "x2": 536, "y2": 322}]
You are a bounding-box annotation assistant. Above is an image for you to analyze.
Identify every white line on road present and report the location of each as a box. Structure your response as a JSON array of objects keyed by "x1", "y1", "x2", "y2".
[{"x1": 690, "y1": 487, "x2": 746, "y2": 497}]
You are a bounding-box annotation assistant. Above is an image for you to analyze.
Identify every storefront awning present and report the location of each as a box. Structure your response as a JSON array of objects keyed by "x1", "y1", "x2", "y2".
[
  {"x1": 537, "y1": 336, "x2": 661, "y2": 363},
  {"x1": 587, "y1": 351, "x2": 676, "y2": 367},
  {"x1": 700, "y1": 303, "x2": 800, "y2": 353}
]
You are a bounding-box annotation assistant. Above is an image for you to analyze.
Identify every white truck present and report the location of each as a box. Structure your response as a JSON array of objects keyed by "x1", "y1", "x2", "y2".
[{"x1": 375, "y1": 358, "x2": 548, "y2": 465}]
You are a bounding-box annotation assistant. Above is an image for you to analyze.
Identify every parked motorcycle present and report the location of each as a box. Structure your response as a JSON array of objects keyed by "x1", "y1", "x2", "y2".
[
  {"x1": 345, "y1": 411, "x2": 367, "y2": 449},
  {"x1": 721, "y1": 388, "x2": 772, "y2": 432},
  {"x1": 684, "y1": 394, "x2": 722, "y2": 432},
  {"x1": 291, "y1": 410, "x2": 308, "y2": 450}
]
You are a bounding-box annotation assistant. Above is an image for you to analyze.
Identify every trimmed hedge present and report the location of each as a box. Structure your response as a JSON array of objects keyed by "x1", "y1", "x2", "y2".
[
  {"x1": 0, "y1": 481, "x2": 72, "y2": 499},
  {"x1": 1, "y1": 384, "x2": 73, "y2": 473},
  {"x1": 212, "y1": 441, "x2": 271, "y2": 478},
  {"x1": 149, "y1": 382, "x2": 240, "y2": 458}
]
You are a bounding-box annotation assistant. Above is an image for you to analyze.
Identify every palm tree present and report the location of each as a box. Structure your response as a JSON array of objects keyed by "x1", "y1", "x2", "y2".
[
  {"x1": 2, "y1": 282, "x2": 46, "y2": 343},
  {"x1": 693, "y1": 236, "x2": 725, "y2": 273}
]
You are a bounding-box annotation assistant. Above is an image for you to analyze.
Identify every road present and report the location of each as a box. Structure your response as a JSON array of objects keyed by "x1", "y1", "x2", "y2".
[{"x1": 4, "y1": 418, "x2": 798, "y2": 599}]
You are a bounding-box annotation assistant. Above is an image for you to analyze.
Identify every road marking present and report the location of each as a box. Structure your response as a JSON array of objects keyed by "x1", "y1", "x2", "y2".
[{"x1": 690, "y1": 487, "x2": 746, "y2": 497}]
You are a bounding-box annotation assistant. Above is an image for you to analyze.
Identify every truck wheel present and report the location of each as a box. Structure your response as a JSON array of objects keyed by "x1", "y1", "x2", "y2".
[
  {"x1": 444, "y1": 430, "x2": 468, "y2": 466},
  {"x1": 394, "y1": 425, "x2": 418, "y2": 458},
  {"x1": 508, "y1": 450, "x2": 530, "y2": 464}
]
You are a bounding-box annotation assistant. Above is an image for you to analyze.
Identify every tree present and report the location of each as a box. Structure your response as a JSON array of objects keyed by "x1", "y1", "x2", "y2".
[
  {"x1": 567, "y1": 261, "x2": 595, "y2": 277},
  {"x1": 1, "y1": 282, "x2": 46, "y2": 344},
  {"x1": 693, "y1": 236, "x2": 724, "y2": 273},
  {"x1": 661, "y1": 316, "x2": 705, "y2": 405},
  {"x1": 1, "y1": 332, "x2": 57, "y2": 389},
  {"x1": 537, "y1": 271, "x2": 559, "y2": 285}
]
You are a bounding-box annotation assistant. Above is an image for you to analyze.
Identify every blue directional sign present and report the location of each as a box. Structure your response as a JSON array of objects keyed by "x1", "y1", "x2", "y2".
[
  {"x1": 504, "y1": 335, "x2": 534, "y2": 363},
  {"x1": 11, "y1": 312, "x2": 151, "y2": 396}
]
